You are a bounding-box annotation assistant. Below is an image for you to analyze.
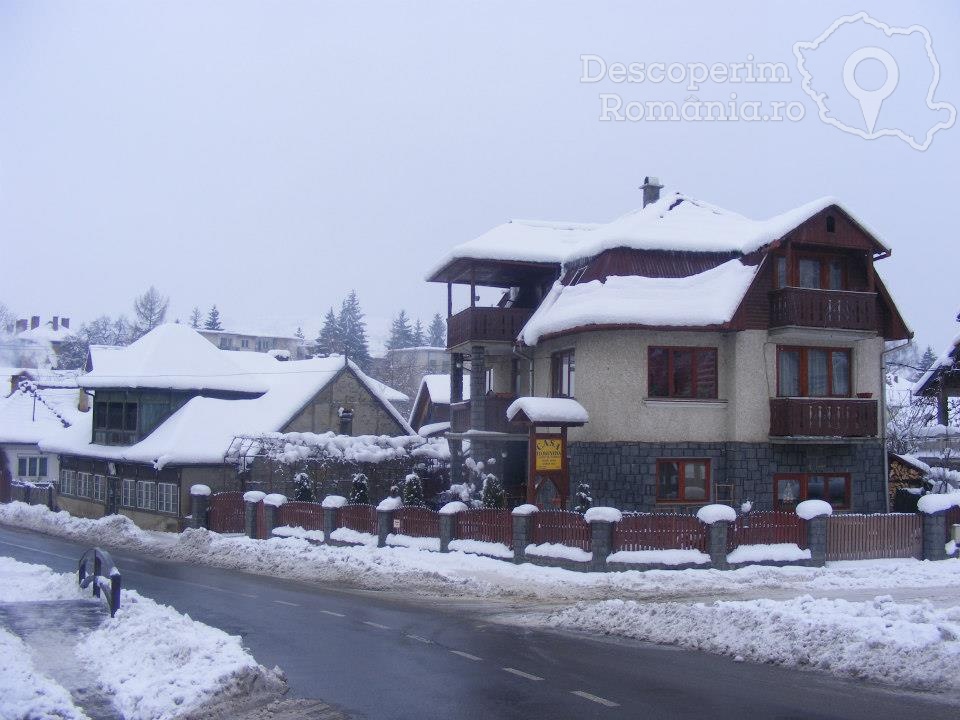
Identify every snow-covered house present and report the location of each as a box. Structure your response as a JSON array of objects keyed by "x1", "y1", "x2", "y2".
[
  {"x1": 912, "y1": 333, "x2": 960, "y2": 469},
  {"x1": 427, "y1": 179, "x2": 911, "y2": 512},
  {"x1": 0, "y1": 378, "x2": 83, "y2": 491},
  {"x1": 408, "y1": 373, "x2": 472, "y2": 436},
  {"x1": 197, "y1": 328, "x2": 305, "y2": 358},
  {"x1": 42, "y1": 324, "x2": 413, "y2": 531}
]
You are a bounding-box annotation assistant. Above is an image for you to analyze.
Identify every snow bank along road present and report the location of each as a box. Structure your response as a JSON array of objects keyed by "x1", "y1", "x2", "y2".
[{"x1": 0, "y1": 524, "x2": 955, "y2": 720}]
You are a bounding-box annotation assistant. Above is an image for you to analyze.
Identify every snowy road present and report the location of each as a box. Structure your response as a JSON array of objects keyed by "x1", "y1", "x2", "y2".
[{"x1": 1, "y1": 524, "x2": 956, "y2": 720}]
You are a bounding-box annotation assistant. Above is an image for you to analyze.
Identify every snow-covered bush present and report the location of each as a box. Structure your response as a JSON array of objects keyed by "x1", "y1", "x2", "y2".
[
  {"x1": 402, "y1": 473, "x2": 425, "y2": 507},
  {"x1": 293, "y1": 472, "x2": 313, "y2": 502},
  {"x1": 573, "y1": 482, "x2": 592, "y2": 514},
  {"x1": 481, "y1": 473, "x2": 504, "y2": 509},
  {"x1": 349, "y1": 473, "x2": 370, "y2": 505}
]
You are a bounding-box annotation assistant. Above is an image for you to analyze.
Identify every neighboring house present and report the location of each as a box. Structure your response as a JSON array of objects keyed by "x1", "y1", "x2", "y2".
[
  {"x1": 912, "y1": 333, "x2": 960, "y2": 469},
  {"x1": 368, "y1": 346, "x2": 451, "y2": 414},
  {"x1": 198, "y1": 328, "x2": 306, "y2": 358},
  {"x1": 408, "y1": 373, "x2": 472, "y2": 436},
  {"x1": 41, "y1": 324, "x2": 413, "y2": 531},
  {"x1": 0, "y1": 377, "x2": 83, "y2": 490},
  {"x1": 427, "y1": 179, "x2": 911, "y2": 512},
  {"x1": 5, "y1": 316, "x2": 73, "y2": 368}
]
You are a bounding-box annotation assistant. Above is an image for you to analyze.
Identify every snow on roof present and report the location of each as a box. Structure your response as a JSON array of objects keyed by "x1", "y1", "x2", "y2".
[
  {"x1": 41, "y1": 342, "x2": 414, "y2": 468},
  {"x1": 506, "y1": 397, "x2": 589, "y2": 424},
  {"x1": 16, "y1": 325, "x2": 73, "y2": 343},
  {"x1": 0, "y1": 384, "x2": 81, "y2": 445},
  {"x1": 429, "y1": 194, "x2": 882, "y2": 277},
  {"x1": 913, "y1": 332, "x2": 960, "y2": 395},
  {"x1": 521, "y1": 258, "x2": 759, "y2": 345},
  {"x1": 890, "y1": 453, "x2": 931, "y2": 474},
  {"x1": 414, "y1": 374, "x2": 471, "y2": 408},
  {"x1": 82, "y1": 324, "x2": 269, "y2": 394}
]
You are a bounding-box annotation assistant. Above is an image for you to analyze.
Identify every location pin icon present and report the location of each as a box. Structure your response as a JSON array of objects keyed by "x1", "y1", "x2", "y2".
[{"x1": 842, "y1": 47, "x2": 899, "y2": 134}]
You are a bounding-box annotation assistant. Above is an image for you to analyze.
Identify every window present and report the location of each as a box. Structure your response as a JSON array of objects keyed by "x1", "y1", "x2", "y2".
[
  {"x1": 136, "y1": 480, "x2": 157, "y2": 510},
  {"x1": 775, "y1": 473, "x2": 850, "y2": 510},
  {"x1": 777, "y1": 347, "x2": 851, "y2": 397},
  {"x1": 77, "y1": 472, "x2": 91, "y2": 498},
  {"x1": 17, "y1": 456, "x2": 48, "y2": 478},
  {"x1": 656, "y1": 459, "x2": 710, "y2": 502},
  {"x1": 826, "y1": 215, "x2": 836, "y2": 233},
  {"x1": 775, "y1": 253, "x2": 847, "y2": 290},
  {"x1": 484, "y1": 367, "x2": 494, "y2": 394},
  {"x1": 551, "y1": 350, "x2": 575, "y2": 398},
  {"x1": 648, "y1": 347, "x2": 718, "y2": 399},
  {"x1": 121, "y1": 478, "x2": 135, "y2": 508},
  {"x1": 93, "y1": 475, "x2": 105, "y2": 502},
  {"x1": 158, "y1": 483, "x2": 179, "y2": 514}
]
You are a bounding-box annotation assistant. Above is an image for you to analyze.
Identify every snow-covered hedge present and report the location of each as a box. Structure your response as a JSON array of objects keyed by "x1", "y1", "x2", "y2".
[
  {"x1": 234, "y1": 431, "x2": 450, "y2": 466},
  {"x1": 917, "y1": 491, "x2": 960, "y2": 514}
]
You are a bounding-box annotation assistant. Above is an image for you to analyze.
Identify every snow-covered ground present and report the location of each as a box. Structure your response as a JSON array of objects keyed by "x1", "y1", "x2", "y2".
[
  {"x1": 4, "y1": 501, "x2": 960, "y2": 695},
  {"x1": 0, "y1": 555, "x2": 284, "y2": 720}
]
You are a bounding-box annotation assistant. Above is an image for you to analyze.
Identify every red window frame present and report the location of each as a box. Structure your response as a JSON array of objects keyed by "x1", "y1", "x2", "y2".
[
  {"x1": 551, "y1": 349, "x2": 575, "y2": 398},
  {"x1": 648, "y1": 347, "x2": 718, "y2": 399},
  {"x1": 656, "y1": 459, "x2": 711, "y2": 503},
  {"x1": 776, "y1": 346, "x2": 851, "y2": 398},
  {"x1": 774, "y1": 473, "x2": 851, "y2": 510}
]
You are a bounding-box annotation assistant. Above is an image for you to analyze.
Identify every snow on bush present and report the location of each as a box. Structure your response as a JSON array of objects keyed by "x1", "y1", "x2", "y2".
[
  {"x1": 511, "y1": 504, "x2": 539, "y2": 516},
  {"x1": 439, "y1": 501, "x2": 469, "y2": 515},
  {"x1": 795, "y1": 499, "x2": 832, "y2": 520},
  {"x1": 918, "y1": 491, "x2": 960, "y2": 514},
  {"x1": 545, "y1": 595, "x2": 960, "y2": 691},
  {"x1": 189, "y1": 484, "x2": 211, "y2": 497},
  {"x1": 696, "y1": 504, "x2": 736, "y2": 524},
  {"x1": 727, "y1": 543, "x2": 811, "y2": 564},
  {"x1": 584, "y1": 507, "x2": 622, "y2": 523},
  {"x1": 321, "y1": 495, "x2": 347, "y2": 509},
  {"x1": 245, "y1": 431, "x2": 449, "y2": 465}
]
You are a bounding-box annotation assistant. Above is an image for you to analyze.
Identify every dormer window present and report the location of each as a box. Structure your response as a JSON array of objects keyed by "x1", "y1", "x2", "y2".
[
  {"x1": 774, "y1": 253, "x2": 846, "y2": 290},
  {"x1": 826, "y1": 215, "x2": 836, "y2": 233}
]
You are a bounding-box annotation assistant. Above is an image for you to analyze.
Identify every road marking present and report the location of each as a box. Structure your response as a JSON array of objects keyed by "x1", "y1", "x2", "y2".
[
  {"x1": 502, "y1": 667, "x2": 543, "y2": 681},
  {"x1": 320, "y1": 610, "x2": 345, "y2": 617},
  {"x1": 405, "y1": 634, "x2": 432, "y2": 644},
  {"x1": 0, "y1": 539, "x2": 74, "y2": 561},
  {"x1": 273, "y1": 600, "x2": 299, "y2": 607},
  {"x1": 449, "y1": 650, "x2": 482, "y2": 661},
  {"x1": 363, "y1": 621, "x2": 391, "y2": 630},
  {"x1": 571, "y1": 691, "x2": 619, "y2": 707}
]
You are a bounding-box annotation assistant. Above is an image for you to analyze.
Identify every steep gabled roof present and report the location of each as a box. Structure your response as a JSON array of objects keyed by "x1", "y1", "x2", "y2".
[
  {"x1": 0, "y1": 382, "x2": 81, "y2": 445},
  {"x1": 914, "y1": 333, "x2": 960, "y2": 396}
]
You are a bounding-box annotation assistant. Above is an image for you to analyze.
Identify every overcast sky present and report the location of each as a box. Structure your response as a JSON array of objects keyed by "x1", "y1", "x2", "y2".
[{"x1": 1, "y1": 1, "x2": 957, "y2": 355}]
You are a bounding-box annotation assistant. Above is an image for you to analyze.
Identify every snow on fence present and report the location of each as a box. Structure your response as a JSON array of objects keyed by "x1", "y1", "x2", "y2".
[
  {"x1": 726, "y1": 511, "x2": 806, "y2": 551},
  {"x1": 530, "y1": 510, "x2": 591, "y2": 551},
  {"x1": 393, "y1": 506, "x2": 440, "y2": 538},
  {"x1": 275, "y1": 501, "x2": 324, "y2": 532},
  {"x1": 456, "y1": 509, "x2": 514, "y2": 549},
  {"x1": 826, "y1": 513, "x2": 922, "y2": 561},
  {"x1": 338, "y1": 504, "x2": 378, "y2": 535},
  {"x1": 613, "y1": 513, "x2": 708, "y2": 553},
  {"x1": 207, "y1": 491, "x2": 245, "y2": 534}
]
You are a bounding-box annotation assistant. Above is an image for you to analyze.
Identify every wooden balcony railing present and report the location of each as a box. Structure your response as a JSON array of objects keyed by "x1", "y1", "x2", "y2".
[
  {"x1": 769, "y1": 288, "x2": 878, "y2": 331},
  {"x1": 447, "y1": 307, "x2": 534, "y2": 349},
  {"x1": 450, "y1": 395, "x2": 518, "y2": 434},
  {"x1": 769, "y1": 398, "x2": 878, "y2": 438}
]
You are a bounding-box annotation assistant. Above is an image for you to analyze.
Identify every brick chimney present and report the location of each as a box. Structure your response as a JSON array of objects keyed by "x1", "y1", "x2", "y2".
[
  {"x1": 640, "y1": 176, "x2": 663, "y2": 208},
  {"x1": 30, "y1": 315, "x2": 40, "y2": 329},
  {"x1": 61, "y1": 318, "x2": 70, "y2": 330},
  {"x1": 52, "y1": 316, "x2": 59, "y2": 331},
  {"x1": 16, "y1": 319, "x2": 27, "y2": 333}
]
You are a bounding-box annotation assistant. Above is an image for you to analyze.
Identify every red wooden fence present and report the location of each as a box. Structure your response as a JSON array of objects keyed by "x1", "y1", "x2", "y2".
[
  {"x1": 530, "y1": 511, "x2": 591, "y2": 551},
  {"x1": 394, "y1": 507, "x2": 440, "y2": 538},
  {"x1": 0, "y1": 470, "x2": 10, "y2": 504},
  {"x1": 826, "y1": 513, "x2": 922, "y2": 561},
  {"x1": 207, "y1": 491, "x2": 245, "y2": 534},
  {"x1": 613, "y1": 513, "x2": 708, "y2": 552},
  {"x1": 275, "y1": 501, "x2": 324, "y2": 532},
  {"x1": 457, "y1": 509, "x2": 513, "y2": 548},
  {"x1": 338, "y1": 504, "x2": 377, "y2": 534},
  {"x1": 726, "y1": 511, "x2": 806, "y2": 551}
]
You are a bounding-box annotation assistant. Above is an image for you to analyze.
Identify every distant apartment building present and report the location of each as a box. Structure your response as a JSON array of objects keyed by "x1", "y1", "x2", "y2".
[{"x1": 198, "y1": 328, "x2": 305, "y2": 358}]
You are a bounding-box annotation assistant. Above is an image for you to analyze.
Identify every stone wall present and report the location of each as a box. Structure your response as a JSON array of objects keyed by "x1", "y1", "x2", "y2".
[{"x1": 569, "y1": 440, "x2": 886, "y2": 513}]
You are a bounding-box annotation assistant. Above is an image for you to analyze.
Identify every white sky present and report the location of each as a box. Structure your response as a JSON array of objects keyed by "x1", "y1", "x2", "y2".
[{"x1": 1, "y1": 1, "x2": 957, "y2": 354}]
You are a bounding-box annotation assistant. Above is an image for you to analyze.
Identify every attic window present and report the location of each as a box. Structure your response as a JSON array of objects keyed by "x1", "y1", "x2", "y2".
[
  {"x1": 826, "y1": 215, "x2": 836, "y2": 233},
  {"x1": 338, "y1": 407, "x2": 354, "y2": 436}
]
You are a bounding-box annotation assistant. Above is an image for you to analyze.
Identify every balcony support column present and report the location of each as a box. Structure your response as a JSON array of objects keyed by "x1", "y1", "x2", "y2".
[{"x1": 470, "y1": 345, "x2": 486, "y2": 431}]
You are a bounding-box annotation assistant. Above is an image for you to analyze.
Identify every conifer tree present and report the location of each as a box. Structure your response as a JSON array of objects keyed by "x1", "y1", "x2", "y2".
[
  {"x1": 204, "y1": 305, "x2": 224, "y2": 331},
  {"x1": 387, "y1": 310, "x2": 414, "y2": 350},
  {"x1": 349, "y1": 473, "x2": 370, "y2": 504},
  {"x1": 189, "y1": 306, "x2": 202, "y2": 329},
  {"x1": 316, "y1": 308, "x2": 340, "y2": 356},
  {"x1": 337, "y1": 291, "x2": 371, "y2": 369},
  {"x1": 427, "y1": 313, "x2": 445, "y2": 347},
  {"x1": 293, "y1": 472, "x2": 313, "y2": 502},
  {"x1": 411, "y1": 319, "x2": 425, "y2": 347},
  {"x1": 295, "y1": 327, "x2": 305, "y2": 342},
  {"x1": 481, "y1": 473, "x2": 504, "y2": 509},
  {"x1": 402, "y1": 473, "x2": 425, "y2": 507},
  {"x1": 573, "y1": 482, "x2": 593, "y2": 514}
]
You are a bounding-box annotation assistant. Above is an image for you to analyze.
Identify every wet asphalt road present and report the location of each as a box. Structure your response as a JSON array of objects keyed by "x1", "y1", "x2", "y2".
[{"x1": 0, "y1": 523, "x2": 955, "y2": 720}]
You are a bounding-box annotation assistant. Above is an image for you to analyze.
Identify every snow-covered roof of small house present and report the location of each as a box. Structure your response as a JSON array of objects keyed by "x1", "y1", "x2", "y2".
[
  {"x1": 82, "y1": 324, "x2": 269, "y2": 394},
  {"x1": 428, "y1": 194, "x2": 887, "y2": 279},
  {"x1": 521, "y1": 258, "x2": 758, "y2": 345},
  {"x1": 913, "y1": 332, "x2": 960, "y2": 396},
  {"x1": 40, "y1": 332, "x2": 414, "y2": 468},
  {"x1": 16, "y1": 325, "x2": 73, "y2": 343},
  {"x1": 413, "y1": 374, "x2": 471, "y2": 408},
  {"x1": 0, "y1": 383, "x2": 82, "y2": 446},
  {"x1": 506, "y1": 397, "x2": 589, "y2": 425}
]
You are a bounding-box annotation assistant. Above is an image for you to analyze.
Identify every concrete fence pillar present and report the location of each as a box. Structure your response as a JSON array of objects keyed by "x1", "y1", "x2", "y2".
[
  {"x1": 589, "y1": 521, "x2": 614, "y2": 572},
  {"x1": 321, "y1": 495, "x2": 347, "y2": 544},
  {"x1": 708, "y1": 521, "x2": 730, "y2": 570},
  {"x1": 922, "y1": 511, "x2": 948, "y2": 561},
  {"x1": 189, "y1": 485, "x2": 211, "y2": 530},
  {"x1": 511, "y1": 506, "x2": 537, "y2": 564},
  {"x1": 439, "y1": 514, "x2": 457, "y2": 553},
  {"x1": 806, "y1": 516, "x2": 827, "y2": 567},
  {"x1": 243, "y1": 490, "x2": 265, "y2": 540},
  {"x1": 263, "y1": 494, "x2": 287, "y2": 540},
  {"x1": 377, "y1": 510, "x2": 395, "y2": 548}
]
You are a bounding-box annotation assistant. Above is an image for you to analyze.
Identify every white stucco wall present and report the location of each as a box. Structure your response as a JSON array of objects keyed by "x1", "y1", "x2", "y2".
[{"x1": 1, "y1": 443, "x2": 60, "y2": 485}]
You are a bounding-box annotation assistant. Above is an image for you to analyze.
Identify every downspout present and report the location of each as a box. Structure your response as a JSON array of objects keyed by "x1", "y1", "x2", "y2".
[{"x1": 881, "y1": 339, "x2": 912, "y2": 513}]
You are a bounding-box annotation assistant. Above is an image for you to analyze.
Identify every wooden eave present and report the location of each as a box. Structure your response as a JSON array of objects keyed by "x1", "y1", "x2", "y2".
[{"x1": 428, "y1": 257, "x2": 560, "y2": 288}]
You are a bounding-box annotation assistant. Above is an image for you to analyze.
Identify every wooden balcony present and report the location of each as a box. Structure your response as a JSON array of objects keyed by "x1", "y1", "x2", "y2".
[
  {"x1": 447, "y1": 307, "x2": 533, "y2": 349},
  {"x1": 769, "y1": 398, "x2": 878, "y2": 438},
  {"x1": 769, "y1": 288, "x2": 878, "y2": 332},
  {"x1": 450, "y1": 395, "x2": 518, "y2": 434}
]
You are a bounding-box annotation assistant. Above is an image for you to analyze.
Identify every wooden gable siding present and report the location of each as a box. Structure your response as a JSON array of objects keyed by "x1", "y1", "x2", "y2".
[
  {"x1": 729, "y1": 255, "x2": 774, "y2": 330},
  {"x1": 782, "y1": 206, "x2": 886, "y2": 254},
  {"x1": 563, "y1": 248, "x2": 738, "y2": 284},
  {"x1": 874, "y1": 274, "x2": 912, "y2": 340}
]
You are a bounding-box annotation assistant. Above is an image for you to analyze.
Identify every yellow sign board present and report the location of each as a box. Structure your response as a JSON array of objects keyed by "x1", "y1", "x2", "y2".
[{"x1": 535, "y1": 438, "x2": 563, "y2": 471}]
